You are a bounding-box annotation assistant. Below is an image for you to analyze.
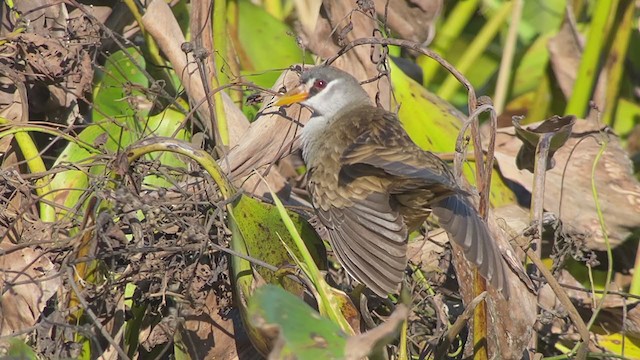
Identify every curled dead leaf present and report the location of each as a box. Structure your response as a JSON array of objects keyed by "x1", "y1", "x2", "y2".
[
  {"x1": 491, "y1": 119, "x2": 640, "y2": 250},
  {"x1": 0, "y1": 243, "x2": 61, "y2": 339}
]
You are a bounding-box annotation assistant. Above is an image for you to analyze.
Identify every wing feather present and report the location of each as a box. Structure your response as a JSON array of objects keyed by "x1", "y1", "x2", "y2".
[
  {"x1": 338, "y1": 110, "x2": 458, "y2": 196},
  {"x1": 313, "y1": 190, "x2": 408, "y2": 297},
  {"x1": 432, "y1": 195, "x2": 509, "y2": 298}
]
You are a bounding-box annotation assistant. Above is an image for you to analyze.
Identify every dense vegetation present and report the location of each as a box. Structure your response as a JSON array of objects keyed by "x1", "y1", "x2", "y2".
[{"x1": 0, "y1": 0, "x2": 639, "y2": 359}]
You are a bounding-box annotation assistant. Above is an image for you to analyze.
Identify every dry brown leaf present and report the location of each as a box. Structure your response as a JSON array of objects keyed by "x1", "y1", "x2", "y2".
[
  {"x1": 491, "y1": 119, "x2": 640, "y2": 250},
  {"x1": 548, "y1": 18, "x2": 608, "y2": 120},
  {"x1": 373, "y1": 0, "x2": 442, "y2": 45},
  {"x1": 0, "y1": 242, "x2": 61, "y2": 338},
  {"x1": 548, "y1": 20, "x2": 583, "y2": 98},
  {"x1": 223, "y1": 68, "x2": 308, "y2": 197},
  {"x1": 143, "y1": 0, "x2": 291, "y2": 196},
  {"x1": 538, "y1": 269, "x2": 640, "y2": 349},
  {"x1": 409, "y1": 202, "x2": 536, "y2": 358},
  {"x1": 181, "y1": 278, "x2": 261, "y2": 359},
  {"x1": 223, "y1": 20, "x2": 396, "y2": 195},
  {"x1": 449, "y1": 209, "x2": 537, "y2": 359},
  {"x1": 294, "y1": 0, "x2": 324, "y2": 35},
  {"x1": 0, "y1": 77, "x2": 29, "y2": 239},
  {"x1": 2, "y1": 3, "x2": 98, "y2": 124},
  {"x1": 407, "y1": 229, "x2": 450, "y2": 287},
  {"x1": 344, "y1": 304, "x2": 409, "y2": 359}
]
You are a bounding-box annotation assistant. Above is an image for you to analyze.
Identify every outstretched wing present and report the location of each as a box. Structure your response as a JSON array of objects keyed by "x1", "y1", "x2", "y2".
[
  {"x1": 334, "y1": 108, "x2": 509, "y2": 298},
  {"x1": 310, "y1": 180, "x2": 408, "y2": 297},
  {"x1": 432, "y1": 195, "x2": 509, "y2": 298}
]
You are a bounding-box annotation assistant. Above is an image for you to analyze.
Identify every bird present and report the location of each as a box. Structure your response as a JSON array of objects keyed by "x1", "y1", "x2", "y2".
[{"x1": 275, "y1": 66, "x2": 509, "y2": 298}]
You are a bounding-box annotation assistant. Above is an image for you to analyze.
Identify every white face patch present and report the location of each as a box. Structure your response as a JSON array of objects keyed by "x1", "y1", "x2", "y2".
[{"x1": 302, "y1": 78, "x2": 349, "y2": 119}]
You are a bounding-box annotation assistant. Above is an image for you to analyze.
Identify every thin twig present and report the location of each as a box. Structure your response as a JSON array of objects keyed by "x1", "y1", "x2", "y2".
[
  {"x1": 454, "y1": 102, "x2": 494, "y2": 183},
  {"x1": 522, "y1": 246, "x2": 590, "y2": 358}
]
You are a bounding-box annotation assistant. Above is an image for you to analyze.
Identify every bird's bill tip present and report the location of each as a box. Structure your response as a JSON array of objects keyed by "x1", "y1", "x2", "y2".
[{"x1": 275, "y1": 85, "x2": 309, "y2": 106}]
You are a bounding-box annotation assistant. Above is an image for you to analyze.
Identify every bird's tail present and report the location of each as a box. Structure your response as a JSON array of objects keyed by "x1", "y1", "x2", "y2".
[{"x1": 432, "y1": 194, "x2": 509, "y2": 299}]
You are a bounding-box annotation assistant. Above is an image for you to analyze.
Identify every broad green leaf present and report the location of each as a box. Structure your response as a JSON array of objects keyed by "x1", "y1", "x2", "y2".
[
  {"x1": 236, "y1": 0, "x2": 312, "y2": 88},
  {"x1": 391, "y1": 62, "x2": 516, "y2": 206},
  {"x1": 628, "y1": 30, "x2": 640, "y2": 69},
  {"x1": 519, "y1": 0, "x2": 565, "y2": 42},
  {"x1": 592, "y1": 325, "x2": 640, "y2": 358},
  {"x1": 124, "y1": 283, "x2": 147, "y2": 357},
  {"x1": 512, "y1": 33, "x2": 552, "y2": 97},
  {"x1": 227, "y1": 209, "x2": 271, "y2": 355},
  {"x1": 50, "y1": 47, "x2": 190, "y2": 218},
  {"x1": 266, "y1": 185, "x2": 356, "y2": 334},
  {"x1": 248, "y1": 285, "x2": 347, "y2": 359},
  {"x1": 229, "y1": 195, "x2": 348, "y2": 355},
  {"x1": 92, "y1": 47, "x2": 149, "y2": 124},
  {"x1": 393, "y1": 63, "x2": 465, "y2": 150},
  {"x1": 137, "y1": 108, "x2": 191, "y2": 187},
  {"x1": 565, "y1": 258, "x2": 609, "y2": 293},
  {"x1": 248, "y1": 285, "x2": 408, "y2": 359},
  {"x1": 482, "y1": 0, "x2": 565, "y2": 43},
  {"x1": 232, "y1": 194, "x2": 326, "y2": 295},
  {"x1": 174, "y1": 329, "x2": 191, "y2": 360},
  {"x1": 432, "y1": 37, "x2": 500, "y2": 108}
]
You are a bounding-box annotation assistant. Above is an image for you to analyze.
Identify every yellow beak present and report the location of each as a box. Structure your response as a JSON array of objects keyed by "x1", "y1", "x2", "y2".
[{"x1": 275, "y1": 84, "x2": 309, "y2": 106}]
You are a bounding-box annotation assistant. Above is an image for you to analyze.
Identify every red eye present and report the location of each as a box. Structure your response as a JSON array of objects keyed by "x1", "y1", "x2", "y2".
[{"x1": 314, "y1": 79, "x2": 327, "y2": 89}]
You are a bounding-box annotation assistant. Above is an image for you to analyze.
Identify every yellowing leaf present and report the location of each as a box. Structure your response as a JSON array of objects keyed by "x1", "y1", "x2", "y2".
[{"x1": 390, "y1": 62, "x2": 516, "y2": 206}]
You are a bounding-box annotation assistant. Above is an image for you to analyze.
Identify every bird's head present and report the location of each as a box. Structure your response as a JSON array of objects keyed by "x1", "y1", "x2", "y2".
[{"x1": 275, "y1": 66, "x2": 371, "y2": 118}]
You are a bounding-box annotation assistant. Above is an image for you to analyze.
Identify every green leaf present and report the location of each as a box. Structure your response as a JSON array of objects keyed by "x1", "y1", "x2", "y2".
[
  {"x1": 591, "y1": 325, "x2": 640, "y2": 358},
  {"x1": 227, "y1": 193, "x2": 333, "y2": 356},
  {"x1": 49, "y1": 106, "x2": 189, "y2": 217},
  {"x1": 6, "y1": 339, "x2": 38, "y2": 360},
  {"x1": 124, "y1": 283, "x2": 147, "y2": 357},
  {"x1": 392, "y1": 63, "x2": 465, "y2": 151},
  {"x1": 512, "y1": 33, "x2": 551, "y2": 97},
  {"x1": 236, "y1": 0, "x2": 312, "y2": 88},
  {"x1": 614, "y1": 98, "x2": 640, "y2": 139},
  {"x1": 483, "y1": 0, "x2": 565, "y2": 43},
  {"x1": 50, "y1": 46, "x2": 191, "y2": 217},
  {"x1": 248, "y1": 285, "x2": 409, "y2": 359},
  {"x1": 232, "y1": 195, "x2": 326, "y2": 295},
  {"x1": 519, "y1": 0, "x2": 565, "y2": 41},
  {"x1": 431, "y1": 37, "x2": 500, "y2": 107},
  {"x1": 92, "y1": 47, "x2": 149, "y2": 123},
  {"x1": 248, "y1": 285, "x2": 348, "y2": 359}
]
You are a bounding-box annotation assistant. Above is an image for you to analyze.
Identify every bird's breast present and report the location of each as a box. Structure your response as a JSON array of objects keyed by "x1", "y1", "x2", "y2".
[{"x1": 301, "y1": 115, "x2": 332, "y2": 167}]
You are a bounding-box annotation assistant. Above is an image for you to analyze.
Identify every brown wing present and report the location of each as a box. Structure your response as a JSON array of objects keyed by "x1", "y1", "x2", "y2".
[
  {"x1": 338, "y1": 110, "x2": 459, "y2": 203},
  {"x1": 432, "y1": 195, "x2": 509, "y2": 298},
  {"x1": 335, "y1": 108, "x2": 509, "y2": 298},
  {"x1": 309, "y1": 179, "x2": 408, "y2": 297}
]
